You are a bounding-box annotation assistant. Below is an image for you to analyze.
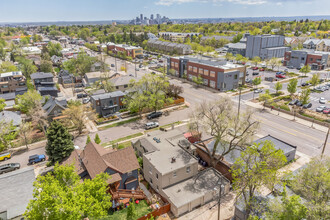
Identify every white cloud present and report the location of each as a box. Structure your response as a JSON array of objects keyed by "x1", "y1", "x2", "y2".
[{"x1": 155, "y1": 0, "x2": 267, "y2": 6}]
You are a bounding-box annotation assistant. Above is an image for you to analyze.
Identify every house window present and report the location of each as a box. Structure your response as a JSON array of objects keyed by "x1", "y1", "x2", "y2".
[
  {"x1": 193, "y1": 67, "x2": 198, "y2": 73},
  {"x1": 204, "y1": 69, "x2": 209, "y2": 76},
  {"x1": 96, "y1": 100, "x2": 100, "y2": 106},
  {"x1": 149, "y1": 167, "x2": 152, "y2": 174},
  {"x1": 203, "y1": 78, "x2": 208, "y2": 85},
  {"x1": 234, "y1": 75, "x2": 238, "y2": 79},
  {"x1": 156, "y1": 185, "x2": 159, "y2": 191},
  {"x1": 156, "y1": 173, "x2": 159, "y2": 179},
  {"x1": 116, "y1": 86, "x2": 119, "y2": 89},
  {"x1": 124, "y1": 85, "x2": 128, "y2": 88},
  {"x1": 186, "y1": 166, "x2": 191, "y2": 173},
  {"x1": 175, "y1": 63, "x2": 179, "y2": 68},
  {"x1": 171, "y1": 62, "x2": 175, "y2": 67},
  {"x1": 199, "y1": 68, "x2": 203, "y2": 74},
  {"x1": 150, "y1": 178, "x2": 153, "y2": 184},
  {"x1": 173, "y1": 171, "x2": 177, "y2": 177},
  {"x1": 210, "y1": 71, "x2": 216, "y2": 77},
  {"x1": 310, "y1": 58, "x2": 313, "y2": 61}
]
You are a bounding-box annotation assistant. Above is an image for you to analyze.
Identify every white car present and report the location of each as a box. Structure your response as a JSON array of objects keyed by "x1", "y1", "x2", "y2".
[
  {"x1": 319, "y1": 97, "x2": 326, "y2": 104},
  {"x1": 145, "y1": 122, "x2": 159, "y2": 130},
  {"x1": 254, "y1": 89, "x2": 263, "y2": 93}
]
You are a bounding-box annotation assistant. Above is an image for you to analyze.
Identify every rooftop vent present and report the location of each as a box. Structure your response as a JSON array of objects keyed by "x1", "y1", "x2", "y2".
[{"x1": 171, "y1": 157, "x2": 176, "y2": 163}]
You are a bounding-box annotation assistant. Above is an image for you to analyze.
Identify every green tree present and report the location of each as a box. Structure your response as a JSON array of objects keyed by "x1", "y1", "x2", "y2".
[
  {"x1": 126, "y1": 199, "x2": 137, "y2": 220},
  {"x1": 45, "y1": 120, "x2": 74, "y2": 164},
  {"x1": 252, "y1": 77, "x2": 262, "y2": 89},
  {"x1": 0, "y1": 46, "x2": 6, "y2": 61},
  {"x1": 15, "y1": 90, "x2": 42, "y2": 114},
  {"x1": 299, "y1": 65, "x2": 311, "y2": 77},
  {"x1": 0, "y1": 98, "x2": 6, "y2": 111},
  {"x1": 235, "y1": 54, "x2": 243, "y2": 63},
  {"x1": 24, "y1": 163, "x2": 112, "y2": 219},
  {"x1": 268, "y1": 57, "x2": 278, "y2": 70},
  {"x1": 94, "y1": 133, "x2": 101, "y2": 144},
  {"x1": 40, "y1": 59, "x2": 53, "y2": 73},
  {"x1": 267, "y1": 186, "x2": 307, "y2": 220},
  {"x1": 275, "y1": 82, "x2": 283, "y2": 94},
  {"x1": 252, "y1": 56, "x2": 261, "y2": 67},
  {"x1": 18, "y1": 58, "x2": 38, "y2": 78},
  {"x1": 287, "y1": 78, "x2": 298, "y2": 97},
  {"x1": 63, "y1": 51, "x2": 97, "y2": 76},
  {"x1": 231, "y1": 141, "x2": 287, "y2": 219},
  {"x1": 0, "y1": 120, "x2": 17, "y2": 152},
  {"x1": 310, "y1": 73, "x2": 320, "y2": 89},
  {"x1": 299, "y1": 89, "x2": 311, "y2": 105},
  {"x1": 289, "y1": 157, "x2": 330, "y2": 219},
  {"x1": 193, "y1": 75, "x2": 203, "y2": 87},
  {"x1": 47, "y1": 42, "x2": 62, "y2": 57},
  {"x1": 259, "y1": 89, "x2": 272, "y2": 109},
  {"x1": 0, "y1": 61, "x2": 18, "y2": 73},
  {"x1": 93, "y1": 72, "x2": 115, "y2": 93},
  {"x1": 86, "y1": 135, "x2": 91, "y2": 144},
  {"x1": 225, "y1": 52, "x2": 234, "y2": 61}
]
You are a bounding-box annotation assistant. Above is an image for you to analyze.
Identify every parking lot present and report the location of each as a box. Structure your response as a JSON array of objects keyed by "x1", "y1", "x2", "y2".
[{"x1": 306, "y1": 87, "x2": 330, "y2": 111}]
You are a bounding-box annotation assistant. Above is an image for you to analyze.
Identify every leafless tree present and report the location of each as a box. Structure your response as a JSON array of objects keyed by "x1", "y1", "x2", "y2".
[
  {"x1": 189, "y1": 97, "x2": 259, "y2": 167},
  {"x1": 29, "y1": 102, "x2": 48, "y2": 135}
]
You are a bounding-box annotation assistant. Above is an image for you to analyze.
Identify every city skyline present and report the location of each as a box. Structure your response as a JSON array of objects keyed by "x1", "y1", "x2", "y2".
[{"x1": 0, "y1": 0, "x2": 329, "y2": 23}]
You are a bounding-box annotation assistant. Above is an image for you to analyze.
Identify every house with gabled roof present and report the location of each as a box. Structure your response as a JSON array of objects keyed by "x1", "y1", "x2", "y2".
[
  {"x1": 62, "y1": 142, "x2": 143, "y2": 201},
  {"x1": 42, "y1": 97, "x2": 67, "y2": 118}
]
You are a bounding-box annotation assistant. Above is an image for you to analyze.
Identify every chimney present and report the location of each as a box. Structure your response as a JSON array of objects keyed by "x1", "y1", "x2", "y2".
[{"x1": 171, "y1": 157, "x2": 176, "y2": 163}]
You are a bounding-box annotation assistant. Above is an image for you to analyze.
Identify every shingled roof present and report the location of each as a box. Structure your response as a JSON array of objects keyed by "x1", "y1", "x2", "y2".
[{"x1": 67, "y1": 142, "x2": 140, "y2": 179}]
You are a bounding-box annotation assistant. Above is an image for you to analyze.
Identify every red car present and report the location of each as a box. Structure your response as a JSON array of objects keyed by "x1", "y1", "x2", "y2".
[
  {"x1": 276, "y1": 74, "x2": 286, "y2": 78},
  {"x1": 259, "y1": 68, "x2": 265, "y2": 71},
  {"x1": 323, "y1": 108, "x2": 330, "y2": 114},
  {"x1": 252, "y1": 67, "x2": 259, "y2": 70}
]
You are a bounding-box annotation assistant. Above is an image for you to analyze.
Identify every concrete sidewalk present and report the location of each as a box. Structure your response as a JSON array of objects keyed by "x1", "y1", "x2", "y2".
[{"x1": 246, "y1": 100, "x2": 328, "y2": 133}]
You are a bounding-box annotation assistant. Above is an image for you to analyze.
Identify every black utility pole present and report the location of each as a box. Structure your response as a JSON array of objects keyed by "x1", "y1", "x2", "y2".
[{"x1": 238, "y1": 86, "x2": 242, "y2": 118}]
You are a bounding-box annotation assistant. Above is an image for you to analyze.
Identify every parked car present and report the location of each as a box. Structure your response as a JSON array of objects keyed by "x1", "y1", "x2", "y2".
[
  {"x1": 145, "y1": 122, "x2": 159, "y2": 130},
  {"x1": 316, "y1": 106, "x2": 327, "y2": 112},
  {"x1": 287, "y1": 66, "x2": 294, "y2": 69},
  {"x1": 245, "y1": 78, "x2": 252, "y2": 83},
  {"x1": 301, "y1": 82, "x2": 310, "y2": 87},
  {"x1": 254, "y1": 89, "x2": 263, "y2": 93},
  {"x1": 0, "y1": 152, "x2": 11, "y2": 161},
  {"x1": 276, "y1": 74, "x2": 286, "y2": 78},
  {"x1": 147, "y1": 111, "x2": 162, "y2": 119},
  {"x1": 259, "y1": 68, "x2": 265, "y2": 71},
  {"x1": 276, "y1": 71, "x2": 283, "y2": 75},
  {"x1": 77, "y1": 93, "x2": 84, "y2": 99},
  {"x1": 252, "y1": 67, "x2": 258, "y2": 70},
  {"x1": 296, "y1": 101, "x2": 303, "y2": 106},
  {"x1": 139, "y1": 64, "x2": 143, "y2": 68},
  {"x1": 28, "y1": 154, "x2": 46, "y2": 165},
  {"x1": 297, "y1": 67, "x2": 302, "y2": 70},
  {"x1": 83, "y1": 97, "x2": 90, "y2": 104},
  {"x1": 111, "y1": 64, "x2": 115, "y2": 67},
  {"x1": 284, "y1": 69, "x2": 289, "y2": 72},
  {"x1": 261, "y1": 63, "x2": 267, "y2": 68},
  {"x1": 289, "y1": 99, "x2": 298, "y2": 105},
  {"x1": 323, "y1": 108, "x2": 330, "y2": 114},
  {"x1": 252, "y1": 72, "x2": 259, "y2": 75},
  {"x1": 0, "y1": 163, "x2": 20, "y2": 174},
  {"x1": 319, "y1": 97, "x2": 326, "y2": 104},
  {"x1": 75, "y1": 88, "x2": 83, "y2": 93},
  {"x1": 303, "y1": 103, "x2": 312, "y2": 109},
  {"x1": 74, "y1": 83, "x2": 83, "y2": 88}
]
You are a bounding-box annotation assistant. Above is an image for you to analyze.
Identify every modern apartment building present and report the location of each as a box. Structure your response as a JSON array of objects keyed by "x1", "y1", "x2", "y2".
[
  {"x1": 30, "y1": 72, "x2": 59, "y2": 97},
  {"x1": 168, "y1": 56, "x2": 246, "y2": 91},
  {"x1": 245, "y1": 35, "x2": 290, "y2": 59},
  {"x1": 147, "y1": 39, "x2": 192, "y2": 55},
  {"x1": 284, "y1": 50, "x2": 330, "y2": 70},
  {"x1": 0, "y1": 71, "x2": 26, "y2": 94},
  {"x1": 90, "y1": 91, "x2": 125, "y2": 117},
  {"x1": 106, "y1": 42, "x2": 143, "y2": 58}
]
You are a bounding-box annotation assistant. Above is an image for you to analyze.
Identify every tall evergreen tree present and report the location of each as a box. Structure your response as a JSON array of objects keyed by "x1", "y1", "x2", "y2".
[
  {"x1": 94, "y1": 133, "x2": 101, "y2": 144},
  {"x1": 46, "y1": 120, "x2": 74, "y2": 164}
]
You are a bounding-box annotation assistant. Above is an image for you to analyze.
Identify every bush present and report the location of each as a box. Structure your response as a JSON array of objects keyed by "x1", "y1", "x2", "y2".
[
  {"x1": 280, "y1": 105, "x2": 290, "y2": 111},
  {"x1": 119, "y1": 108, "x2": 128, "y2": 113}
]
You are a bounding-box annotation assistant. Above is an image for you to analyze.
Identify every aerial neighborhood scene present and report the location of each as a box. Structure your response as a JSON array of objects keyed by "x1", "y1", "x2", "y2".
[{"x1": 0, "y1": 0, "x2": 330, "y2": 219}]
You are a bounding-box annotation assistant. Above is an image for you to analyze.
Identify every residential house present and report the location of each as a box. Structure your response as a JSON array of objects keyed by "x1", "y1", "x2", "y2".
[
  {"x1": 51, "y1": 55, "x2": 63, "y2": 66},
  {"x1": 0, "y1": 167, "x2": 35, "y2": 220},
  {"x1": 0, "y1": 71, "x2": 27, "y2": 94},
  {"x1": 31, "y1": 72, "x2": 58, "y2": 97},
  {"x1": 62, "y1": 142, "x2": 142, "y2": 201},
  {"x1": 303, "y1": 38, "x2": 321, "y2": 49},
  {"x1": 168, "y1": 56, "x2": 246, "y2": 91},
  {"x1": 196, "y1": 135, "x2": 297, "y2": 182},
  {"x1": 284, "y1": 50, "x2": 330, "y2": 70},
  {"x1": 0, "y1": 111, "x2": 22, "y2": 127},
  {"x1": 245, "y1": 35, "x2": 290, "y2": 60},
  {"x1": 90, "y1": 91, "x2": 125, "y2": 117},
  {"x1": 22, "y1": 46, "x2": 41, "y2": 55},
  {"x1": 132, "y1": 129, "x2": 230, "y2": 217},
  {"x1": 57, "y1": 69, "x2": 74, "y2": 88},
  {"x1": 111, "y1": 75, "x2": 135, "y2": 91},
  {"x1": 42, "y1": 97, "x2": 67, "y2": 118},
  {"x1": 316, "y1": 39, "x2": 330, "y2": 52}
]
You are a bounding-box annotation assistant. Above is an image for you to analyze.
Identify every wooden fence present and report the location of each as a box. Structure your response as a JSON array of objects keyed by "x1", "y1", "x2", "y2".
[{"x1": 137, "y1": 203, "x2": 171, "y2": 220}]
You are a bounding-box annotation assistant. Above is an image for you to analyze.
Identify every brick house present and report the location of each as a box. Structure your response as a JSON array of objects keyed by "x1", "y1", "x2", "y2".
[
  {"x1": 107, "y1": 42, "x2": 143, "y2": 58},
  {"x1": 284, "y1": 50, "x2": 330, "y2": 70},
  {"x1": 168, "y1": 56, "x2": 246, "y2": 91}
]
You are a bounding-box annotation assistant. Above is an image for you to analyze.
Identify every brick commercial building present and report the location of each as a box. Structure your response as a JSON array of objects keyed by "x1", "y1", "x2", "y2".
[
  {"x1": 284, "y1": 50, "x2": 330, "y2": 70},
  {"x1": 168, "y1": 56, "x2": 246, "y2": 91},
  {"x1": 0, "y1": 71, "x2": 27, "y2": 94},
  {"x1": 245, "y1": 35, "x2": 290, "y2": 60},
  {"x1": 106, "y1": 42, "x2": 143, "y2": 59}
]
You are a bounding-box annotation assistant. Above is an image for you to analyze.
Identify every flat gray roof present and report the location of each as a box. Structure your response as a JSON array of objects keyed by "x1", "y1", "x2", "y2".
[
  {"x1": 0, "y1": 167, "x2": 35, "y2": 218},
  {"x1": 31, "y1": 72, "x2": 53, "y2": 79},
  {"x1": 91, "y1": 90, "x2": 125, "y2": 100},
  {"x1": 163, "y1": 168, "x2": 228, "y2": 208},
  {"x1": 254, "y1": 135, "x2": 296, "y2": 154}
]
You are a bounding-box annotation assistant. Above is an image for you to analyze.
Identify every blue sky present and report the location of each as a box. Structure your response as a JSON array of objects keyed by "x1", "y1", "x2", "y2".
[{"x1": 0, "y1": 0, "x2": 329, "y2": 23}]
